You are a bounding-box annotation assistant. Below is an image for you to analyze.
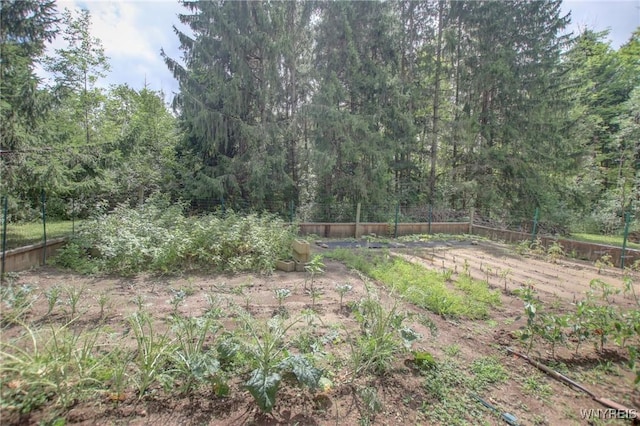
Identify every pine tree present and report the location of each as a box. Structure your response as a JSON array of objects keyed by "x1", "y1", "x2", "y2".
[
  {"x1": 163, "y1": 1, "x2": 309, "y2": 210},
  {"x1": 311, "y1": 1, "x2": 401, "y2": 216},
  {"x1": 448, "y1": 0, "x2": 572, "y2": 216},
  {"x1": 0, "y1": 0, "x2": 57, "y2": 203}
]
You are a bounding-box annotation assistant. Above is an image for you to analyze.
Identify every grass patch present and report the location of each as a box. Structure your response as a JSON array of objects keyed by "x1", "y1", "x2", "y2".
[
  {"x1": 4, "y1": 221, "x2": 78, "y2": 250},
  {"x1": 327, "y1": 249, "x2": 500, "y2": 319},
  {"x1": 569, "y1": 233, "x2": 640, "y2": 250},
  {"x1": 470, "y1": 356, "x2": 509, "y2": 390}
]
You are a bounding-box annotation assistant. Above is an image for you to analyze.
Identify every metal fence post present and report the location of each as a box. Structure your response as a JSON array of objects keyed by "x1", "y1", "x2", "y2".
[
  {"x1": 530, "y1": 207, "x2": 539, "y2": 245},
  {"x1": 355, "y1": 202, "x2": 361, "y2": 238},
  {"x1": 469, "y1": 207, "x2": 474, "y2": 234},
  {"x1": 290, "y1": 200, "x2": 295, "y2": 224},
  {"x1": 1, "y1": 196, "x2": 7, "y2": 281},
  {"x1": 72, "y1": 198, "x2": 75, "y2": 235},
  {"x1": 621, "y1": 211, "x2": 631, "y2": 269},
  {"x1": 41, "y1": 190, "x2": 47, "y2": 265},
  {"x1": 428, "y1": 204, "x2": 433, "y2": 234},
  {"x1": 394, "y1": 202, "x2": 400, "y2": 238}
]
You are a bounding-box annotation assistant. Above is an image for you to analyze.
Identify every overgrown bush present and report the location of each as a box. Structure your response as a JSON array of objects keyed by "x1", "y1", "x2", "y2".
[{"x1": 55, "y1": 198, "x2": 295, "y2": 275}]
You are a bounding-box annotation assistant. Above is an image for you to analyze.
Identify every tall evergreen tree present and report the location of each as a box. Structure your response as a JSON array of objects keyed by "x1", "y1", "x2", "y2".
[
  {"x1": 0, "y1": 0, "x2": 57, "y2": 201},
  {"x1": 163, "y1": 1, "x2": 310, "y2": 210},
  {"x1": 311, "y1": 1, "x2": 401, "y2": 215},
  {"x1": 448, "y1": 0, "x2": 572, "y2": 216}
]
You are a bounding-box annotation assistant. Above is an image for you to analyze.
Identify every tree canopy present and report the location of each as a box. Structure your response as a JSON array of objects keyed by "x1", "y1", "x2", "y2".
[{"x1": 2, "y1": 0, "x2": 638, "y2": 233}]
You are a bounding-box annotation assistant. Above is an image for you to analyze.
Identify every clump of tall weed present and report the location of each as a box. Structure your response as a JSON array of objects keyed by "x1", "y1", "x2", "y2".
[{"x1": 55, "y1": 197, "x2": 295, "y2": 275}]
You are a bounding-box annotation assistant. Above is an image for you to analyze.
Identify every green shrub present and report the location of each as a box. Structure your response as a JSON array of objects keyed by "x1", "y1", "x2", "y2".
[{"x1": 55, "y1": 198, "x2": 295, "y2": 275}]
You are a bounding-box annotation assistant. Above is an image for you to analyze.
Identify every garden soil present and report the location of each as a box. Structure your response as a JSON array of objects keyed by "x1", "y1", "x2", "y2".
[{"x1": 2, "y1": 240, "x2": 639, "y2": 425}]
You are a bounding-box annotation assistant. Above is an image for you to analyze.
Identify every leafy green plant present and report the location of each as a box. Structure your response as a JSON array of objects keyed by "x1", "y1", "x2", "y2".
[
  {"x1": 169, "y1": 314, "x2": 227, "y2": 395},
  {"x1": 355, "y1": 254, "x2": 500, "y2": 319},
  {"x1": 587, "y1": 304, "x2": 617, "y2": 352},
  {"x1": 470, "y1": 356, "x2": 509, "y2": 390},
  {"x1": 569, "y1": 300, "x2": 591, "y2": 355},
  {"x1": 614, "y1": 309, "x2": 640, "y2": 348},
  {"x1": 232, "y1": 282, "x2": 253, "y2": 311},
  {"x1": 96, "y1": 291, "x2": 110, "y2": 320},
  {"x1": 499, "y1": 268, "x2": 512, "y2": 292},
  {"x1": 129, "y1": 311, "x2": 174, "y2": 397},
  {"x1": 530, "y1": 238, "x2": 546, "y2": 255},
  {"x1": 622, "y1": 274, "x2": 639, "y2": 306},
  {"x1": 589, "y1": 278, "x2": 620, "y2": 303},
  {"x1": 595, "y1": 253, "x2": 614, "y2": 274},
  {"x1": 305, "y1": 254, "x2": 325, "y2": 292},
  {"x1": 64, "y1": 285, "x2": 85, "y2": 319},
  {"x1": 522, "y1": 374, "x2": 552, "y2": 399},
  {"x1": 347, "y1": 294, "x2": 410, "y2": 377},
  {"x1": 358, "y1": 386, "x2": 383, "y2": 423},
  {"x1": 169, "y1": 288, "x2": 187, "y2": 316},
  {"x1": 104, "y1": 347, "x2": 131, "y2": 401},
  {"x1": 515, "y1": 240, "x2": 531, "y2": 255},
  {"x1": 541, "y1": 313, "x2": 568, "y2": 358},
  {"x1": 1, "y1": 284, "x2": 37, "y2": 325},
  {"x1": 514, "y1": 285, "x2": 542, "y2": 355},
  {"x1": 0, "y1": 322, "x2": 106, "y2": 414},
  {"x1": 274, "y1": 288, "x2": 291, "y2": 316},
  {"x1": 546, "y1": 241, "x2": 565, "y2": 263},
  {"x1": 237, "y1": 313, "x2": 322, "y2": 413},
  {"x1": 410, "y1": 350, "x2": 437, "y2": 371},
  {"x1": 204, "y1": 292, "x2": 224, "y2": 319},
  {"x1": 309, "y1": 286, "x2": 322, "y2": 310},
  {"x1": 336, "y1": 283, "x2": 353, "y2": 310},
  {"x1": 132, "y1": 294, "x2": 145, "y2": 311},
  {"x1": 58, "y1": 201, "x2": 296, "y2": 275},
  {"x1": 422, "y1": 358, "x2": 468, "y2": 402},
  {"x1": 44, "y1": 286, "x2": 61, "y2": 316}
]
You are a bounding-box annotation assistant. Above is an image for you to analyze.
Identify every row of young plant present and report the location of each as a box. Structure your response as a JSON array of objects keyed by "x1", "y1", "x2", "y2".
[
  {"x1": 326, "y1": 248, "x2": 502, "y2": 319},
  {"x1": 516, "y1": 238, "x2": 640, "y2": 272},
  {"x1": 0, "y1": 277, "x2": 424, "y2": 423},
  {"x1": 54, "y1": 197, "x2": 296, "y2": 275},
  {"x1": 515, "y1": 276, "x2": 640, "y2": 384}
]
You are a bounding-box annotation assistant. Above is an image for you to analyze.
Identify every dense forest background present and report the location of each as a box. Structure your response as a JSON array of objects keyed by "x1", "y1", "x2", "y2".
[{"x1": 1, "y1": 0, "x2": 638, "y2": 233}]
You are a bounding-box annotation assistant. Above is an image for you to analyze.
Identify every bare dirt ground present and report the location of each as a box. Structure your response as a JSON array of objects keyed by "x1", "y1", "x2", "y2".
[{"x1": 1, "y1": 240, "x2": 639, "y2": 426}]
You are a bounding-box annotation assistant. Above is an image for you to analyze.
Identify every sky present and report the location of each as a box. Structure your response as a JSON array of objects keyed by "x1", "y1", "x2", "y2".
[{"x1": 39, "y1": 0, "x2": 640, "y2": 101}]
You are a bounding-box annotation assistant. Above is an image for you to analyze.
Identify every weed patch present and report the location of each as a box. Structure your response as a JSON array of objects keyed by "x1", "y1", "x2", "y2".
[{"x1": 328, "y1": 249, "x2": 500, "y2": 319}]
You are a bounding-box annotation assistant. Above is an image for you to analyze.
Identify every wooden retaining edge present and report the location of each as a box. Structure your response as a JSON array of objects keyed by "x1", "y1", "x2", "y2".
[
  {"x1": 471, "y1": 225, "x2": 640, "y2": 268},
  {"x1": 1, "y1": 237, "x2": 67, "y2": 274}
]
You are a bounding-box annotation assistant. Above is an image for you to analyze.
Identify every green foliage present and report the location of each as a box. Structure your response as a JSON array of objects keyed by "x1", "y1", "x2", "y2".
[
  {"x1": 514, "y1": 279, "x2": 640, "y2": 381},
  {"x1": 0, "y1": 284, "x2": 38, "y2": 326},
  {"x1": 56, "y1": 199, "x2": 296, "y2": 275},
  {"x1": 163, "y1": 1, "x2": 307, "y2": 207},
  {"x1": 347, "y1": 292, "x2": 414, "y2": 376},
  {"x1": 336, "y1": 283, "x2": 353, "y2": 310},
  {"x1": 546, "y1": 241, "x2": 565, "y2": 263},
  {"x1": 236, "y1": 313, "x2": 322, "y2": 413},
  {"x1": 128, "y1": 310, "x2": 174, "y2": 397},
  {"x1": 513, "y1": 285, "x2": 543, "y2": 355},
  {"x1": 0, "y1": 0, "x2": 57, "y2": 156},
  {"x1": 329, "y1": 249, "x2": 500, "y2": 318},
  {"x1": 0, "y1": 322, "x2": 107, "y2": 414},
  {"x1": 469, "y1": 357, "x2": 509, "y2": 390},
  {"x1": 595, "y1": 254, "x2": 614, "y2": 274},
  {"x1": 305, "y1": 254, "x2": 325, "y2": 292},
  {"x1": 169, "y1": 314, "x2": 226, "y2": 395}
]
